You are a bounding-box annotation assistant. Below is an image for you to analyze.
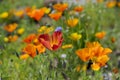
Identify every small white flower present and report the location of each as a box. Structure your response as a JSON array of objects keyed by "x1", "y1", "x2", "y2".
[{"x1": 61, "y1": 54, "x2": 66, "y2": 58}]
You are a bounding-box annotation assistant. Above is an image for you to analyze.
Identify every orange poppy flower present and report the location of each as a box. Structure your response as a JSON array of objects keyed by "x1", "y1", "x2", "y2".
[
  {"x1": 23, "y1": 34, "x2": 37, "y2": 44},
  {"x1": 95, "y1": 31, "x2": 106, "y2": 39},
  {"x1": 27, "y1": 8, "x2": 45, "y2": 21},
  {"x1": 86, "y1": 42, "x2": 112, "y2": 57},
  {"x1": 35, "y1": 44, "x2": 46, "y2": 54},
  {"x1": 4, "y1": 23, "x2": 18, "y2": 33},
  {"x1": 38, "y1": 31, "x2": 63, "y2": 50},
  {"x1": 74, "y1": 6, "x2": 83, "y2": 12},
  {"x1": 22, "y1": 44, "x2": 37, "y2": 57},
  {"x1": 76, "y1": 41, "x2": 112, "y2": 71},
  {"x1": 49, "y1": 12, "x2": 62, "y2": 21},
  {"x1": 96, "y1": 55, "x2": 109, "y2": 67},
  {"x1": 76, "y1": 48, "x2": 93, "y2": 62},
  {"x1": 53, "y1": 3, "x2": 68, "y2": 12}
]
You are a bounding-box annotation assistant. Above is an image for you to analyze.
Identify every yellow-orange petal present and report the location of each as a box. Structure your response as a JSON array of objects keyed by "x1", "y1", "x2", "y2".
[
  {"x1": 103, "y1": 48, "x2": 112, "y2": 55},
  {"x1": 91, "y1": 63, "x2": 100, "y2": 71},
  {"x1": 20, "y1": 54, "x2": 30, "y2": 60}
]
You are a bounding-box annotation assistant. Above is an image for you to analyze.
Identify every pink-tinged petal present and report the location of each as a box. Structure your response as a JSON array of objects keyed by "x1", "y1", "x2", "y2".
[
  {"x1": 51, "y1": 31, "x2": 63, "y2": 50},
  {"x1": 38, "y1": 34, "x2": 52, "y2": 50},
  {"x1": 38, "y1": 31, "x2": 63, "y2": 51}
]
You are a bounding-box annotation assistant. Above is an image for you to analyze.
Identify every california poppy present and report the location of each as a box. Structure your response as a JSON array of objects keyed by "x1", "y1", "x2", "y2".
[
  {"x1": 27, "y1": 8, "x2": 45, "y2": 21},
  {"x1": 53, "y1": 3, "x2": 68, "y2": 12},
  {"x1": 4, "y1": 23, "x2": 18, "y2": 33},
  {"x1": 76, "y1": 41, "x2": 112, "y2": 71},
  {"x1": 49, "y1": 12, "x2": 62, "y2": 21},
  {"x1": 23, "y1": 34, "x2": 37, "y2": 44},
  {"x1": 74, "y1": 6, "x2": 83, "y2": 12},
  {"x1": 38, "y1": 31, "x2": 63, "y2": 50},
  {"x1": 95, "y1": 31, "x2": 106, "y2": 39}
]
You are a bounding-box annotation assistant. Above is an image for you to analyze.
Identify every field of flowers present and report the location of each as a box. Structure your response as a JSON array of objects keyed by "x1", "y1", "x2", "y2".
[{"x1": 0, "y1": 0, "x2": 120, "y2": 80}]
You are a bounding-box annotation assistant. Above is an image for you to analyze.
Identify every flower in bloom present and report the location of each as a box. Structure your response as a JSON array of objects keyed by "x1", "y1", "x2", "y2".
[
  {"x1": 27, "y1": 8, "x2": 45, "y2": 21},
  {"x1": 53, "y1": 3, "x2": 68, "y2": 12},
  {"x1": 4, "y1": 23, "x2": 18, "y2": 33},
  {"x1": 67, "y1": 18, "x2": 79, "y2": 27},
  {"x1": 49, "y1": 12, "x2": 62, "y2": 21},
  {"x1": 74, "y1": 6, "x2": 83, "y2": 12},
  {"x1": 38, "y1": 31, "x2": 63, "y2": 50},
  {"x1": 70, "y1": 32, "x2": 82, "y2": 41},
  {"x1": 0, "y1": 12, "x2": 9, "y2": 18},
  {"x1": 95, "y1": 31, "x2": 106, "y2": 39},
  {"x1": 76, "y1": 41, "x2": 112, "y2": 71},
  {"x1": 76, "y1": 48, "x2": 93, "y2": 62},
  {"x1": 17, "y1": 28, "x2": 25, "y2": 35},
  {"x1": 22, "y1": 44, "x2": 37, "y2": 57},
  {"x1": 23, "y1": 34, "x2": 37, "y2": 44},
  {"x1": 62, "y1": 44, "x2": 73, "y2": 49},
  {"x1": 41, "y1": 7, "x2": 51, "y2": 14},
  {"x1": 21, "y1": 43, "x2": 45, "y2": 58}
]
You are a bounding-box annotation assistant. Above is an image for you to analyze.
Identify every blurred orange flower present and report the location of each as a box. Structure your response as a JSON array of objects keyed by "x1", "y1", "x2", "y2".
[
  {"x1": 106, "y1": 1, "x2": 116, "y2": 8},
  {"x1": 23, "y1": 34, "x2": 37, "y2": 44},
  {"x1": 49, "y1": 12, "x2": 62, "y2": 21},
  {"x1": 27, "y1": 8, "x2": 45, "y2": 21},
  {"x1": 8, "y1": 35, "x2": 19, "y2": 42},
  {"x1": 4, "y1": 23, "x2": 18, "y2": 33},
  {"x1": 74, "y1": 6, "x2": 83, "y2": 12},
  {"x1": 22, "y1": 44, "x2": 37, "y2": 57},
  {"x1": 53, "y1": 3, "x2": 68, "y2": 12},
  {"x1": 95, "y1": 31, "x2": 106, "y2": 39},
  {"x1": 38, "y1": 31, "x2": 63, "y2": 50}
]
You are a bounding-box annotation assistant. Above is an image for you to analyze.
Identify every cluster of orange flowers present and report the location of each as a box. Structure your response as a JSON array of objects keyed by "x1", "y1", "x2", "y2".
[
  {"x1": 3, "y1": 23, "x2": 25, "y2": 43},
  {"x1": 20, "y1": 34, "x2": 46, "y2": 59},
  {"x1": 76, "y1": 41, "x2": 112, "y2": 71},
  {"x1": 20, "y1": 29, "x2": 63, "y2": 59}
]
